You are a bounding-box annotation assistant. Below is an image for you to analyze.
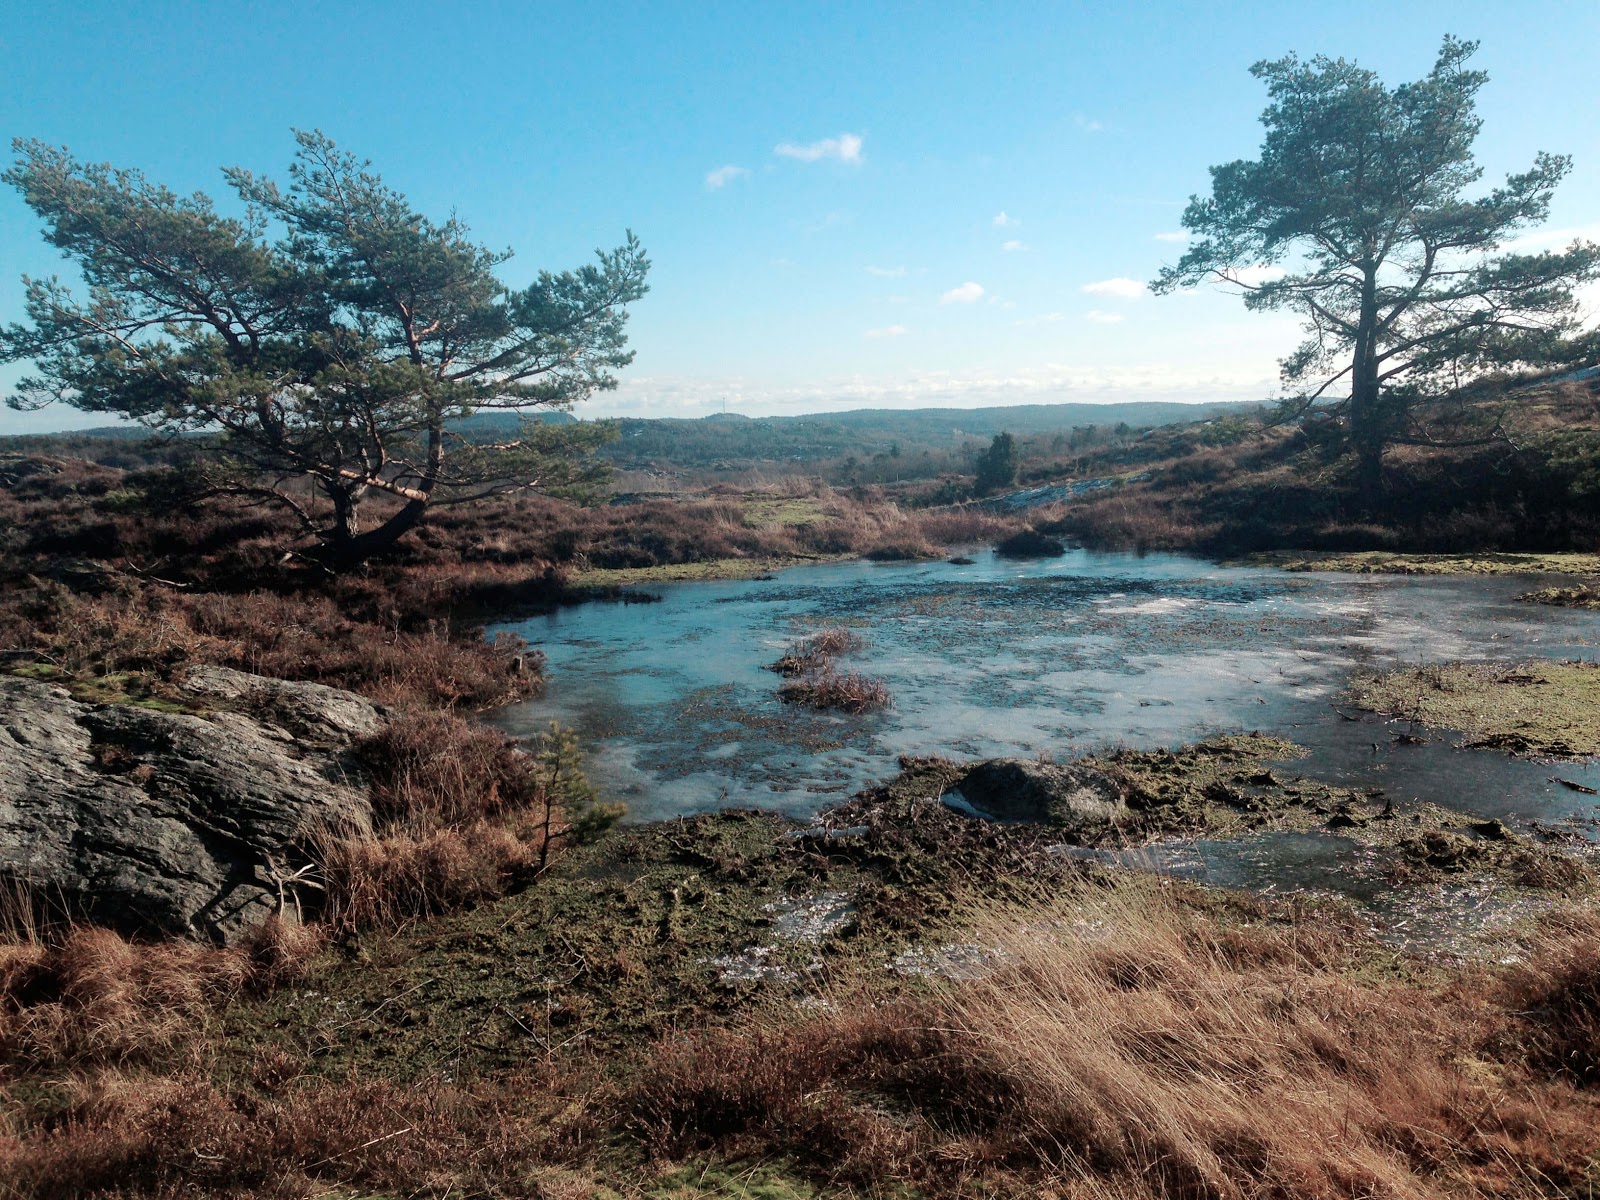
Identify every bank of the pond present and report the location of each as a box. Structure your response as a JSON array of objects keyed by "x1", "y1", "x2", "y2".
[
  {"x1": 1349, "y1": 658, "x2": 1600, "y2": 760},
  {"x1": 8, "y1": 735, "x2": 1599, "y2": 1199},
  {"x1": 567, "y1": 553, "x2": 850, "y2": 588},
  {"x1": 1249, "y1": 549, "x2": 1600, "y2": 576}
]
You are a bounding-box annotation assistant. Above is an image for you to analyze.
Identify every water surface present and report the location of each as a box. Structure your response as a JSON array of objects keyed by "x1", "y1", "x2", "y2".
[{"x1": 492, "y1": 549, "x2": 1600, "y2": 832}]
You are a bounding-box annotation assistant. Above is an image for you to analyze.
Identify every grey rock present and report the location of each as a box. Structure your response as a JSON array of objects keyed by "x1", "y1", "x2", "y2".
[
  {"x1": 0, "y1": 673, "x2": 376, "y2": 945},
  {"x1": 179, "y1": 664, "x2": 386, "y2": 745},
  {"x1": 956, "y1": 758, "x2": 1127, "y2": 837}
]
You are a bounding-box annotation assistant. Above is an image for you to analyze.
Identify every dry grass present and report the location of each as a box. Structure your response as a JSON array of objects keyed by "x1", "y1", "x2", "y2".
[
  {"x1": 767, "y1": 627, "x2": 890, "y2": 713},
  {"x1": 0, "y1": 918, "x2": 317, "y2": 1076},
  {"x1": 317, "y1": 820, "x2": 541, "y2": 935},
  {"x1": 1500, "y1": 907, "x2": 1600, "y2": 1087},
  {"x1": 358, "y1": 709, "x2": 536, "y2": 826},
  {"x1": 4, "y1": 891, "x2": 1600, "y2": 1197},
  {"x1": 630, "y1": 892, "x2": 1600, "y2": 1199},
  {"x1": 777, "y1": 669, "x2": 891, "y2": 714}
]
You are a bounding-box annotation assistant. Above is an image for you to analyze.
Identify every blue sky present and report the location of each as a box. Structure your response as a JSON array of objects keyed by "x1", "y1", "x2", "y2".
[{"x1": 3, "y1": 1, "x2": 1598, "y2": 432}]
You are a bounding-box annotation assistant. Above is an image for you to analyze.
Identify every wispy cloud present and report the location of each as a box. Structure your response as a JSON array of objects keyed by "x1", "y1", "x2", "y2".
[
  {"x1": 1085, "y1": 310, "x2": 1125, "y2": 325},
  {"x1": 865, "y1": 324, "x2": 909, "y2": 338},
  {"x1": 1073, "y1": 113, "x2": 1104, "y2": 133},
  {"x1": 865, "y1": 264, "x2": 907, "y2": 278},
  {"x1": 1154, "y1": 230, "x2": 1189, "y2": 243},
  {"x1": 993, "y1": 211, "x2": 1019, "y2": 228},
  {"x1": 1001, "y1": 239, "x2": 1027, "y2": 252},
  {"x1": 1081, "y1": 277, "x2": 1147, "y2": 299},
  {"x1": 1013, "y1": 312, "x2": 1065, "y2": 328},
  {"x1": 940, "y1": 281, "x2": 986, "y2": 304},
  {"x1": 801, "y1": 211, "x2": 852, "y2": 233},
  {"x1": 705, "y1": 164, "x2": 749, "y2": 189},
  {"x1": 775, "y1": 133, "x2": 864, "y2": 164},
  {"x1": 1504, "y1": 223, "x2": 1600, "y2": 253}
]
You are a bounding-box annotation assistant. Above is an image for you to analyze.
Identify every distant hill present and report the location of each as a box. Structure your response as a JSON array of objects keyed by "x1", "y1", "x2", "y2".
[
  {"x1": 600, "y1": 400, "x2": 1258, "y2": 469},
  {"x1": 3, "y1": 400, "x2": 1256, "y2": 474}
]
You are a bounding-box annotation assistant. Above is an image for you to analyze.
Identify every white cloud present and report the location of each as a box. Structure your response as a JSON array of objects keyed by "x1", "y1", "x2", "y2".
[
  {"x1": 1001, "y1": 239, "x2": 1027, "y2": 252},
  {"x1": 1081, "y1": 277, "x2": 1147, "y2": 299},
  {"x1": 775, "y1": 133, "x2": 864, "y2": 164},
  {"x1": 993, "y1": 211, "x2": 1019, "y2": 228},
  {"x1": 1504, "y1": 224, "x2": 1600, "y2": 253},
  {"x1": 1154, "y1": 230, "x2": 1189, "y2": 243},
  {"x1": 865, "y1": 264, "x2": 907, "y2": 278},
  {"x1": 705, "y1": 164, "x2": 749, "y2": 189},
  {"x1": 1073, "y1": 113, "x2": 1104, "y2": 133},
  {"x1": 1085, "y1": 310, "x2": 1125, "y2": 325},
  {"x1": 1014, "y1": 312, "x2": 1065, "y2": 328},
  {"x1": 940, "y1": 281, "x2": 986, "y2": 304},
  {"x1": 865, "y1": 324, "x2": 909, "y2": 338},
  {"x1": 1226, "y1": 265, "x2": 1287, "y2": 287}
]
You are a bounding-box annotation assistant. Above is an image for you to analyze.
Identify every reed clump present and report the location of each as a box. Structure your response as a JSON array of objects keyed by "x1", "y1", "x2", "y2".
[
  {"x1": 778, "y1": 669, "x2": 892, "y2": 714},
  {"x1": 768, "y1": 627, "x2": 890, "y2": 713},
  {"x1": 767, "y1": 627, "x2": 865, "y2": 677}
]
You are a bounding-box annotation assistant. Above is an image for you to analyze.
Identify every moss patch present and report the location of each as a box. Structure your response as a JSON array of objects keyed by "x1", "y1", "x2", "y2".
[
  {"x1": 4, "y1": 664, "x2": 200, "y2": 713},
  {"x1": 1347, "y1": 659, "x2": 1600, "y2": 759},
  {"x1": 1248, "y1": 550, "x2": 1600, "y2": 576},
  {"x1": 569, "y1": 555, "x2": 843, "y2": 588},
  {"x1": 1521, "y1": 582, "x2": 1600, "y2": 611},
  {"x1": 740, "y1": 497, "x2": 831, "y2": 530}
]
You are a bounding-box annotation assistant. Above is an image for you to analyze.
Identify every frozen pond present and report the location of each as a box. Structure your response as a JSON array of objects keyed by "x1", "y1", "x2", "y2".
[{"x1": 490, "y1": 549, "x2": 1600, "y2": 833}]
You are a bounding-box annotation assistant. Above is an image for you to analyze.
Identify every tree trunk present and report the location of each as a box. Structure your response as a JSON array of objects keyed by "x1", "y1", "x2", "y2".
[
  {"x1": 1348, "y1": 264, "x2": 1384, "y2": 508},
  {"x1": 320, "y1": 498, "x2": 429, "y2": 569},
  {"x1": 316, "y1": 416, "x2": 443, "y2": 569},
  {"x1": 329, "y1": 488, "x2": 361, "y2": 543}
]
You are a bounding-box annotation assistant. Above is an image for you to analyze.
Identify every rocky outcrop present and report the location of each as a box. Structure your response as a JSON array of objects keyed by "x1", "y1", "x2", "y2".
[
  {"x1": 956, "y1": 759, "x2": 1127, "y2": 838},
  {"x1": 0, "y1": 668, "x2": 380, "y2": 944}
]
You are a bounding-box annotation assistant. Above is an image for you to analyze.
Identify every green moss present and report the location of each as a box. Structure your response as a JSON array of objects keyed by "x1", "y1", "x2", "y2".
[
  {"x1": 740, "y1": 497, "x2": 831, "y2": 530},
  {"x1": 220, "y1": 811, "x2": 862, "y2": 1082},
  {"x1": 1347, "y1": 659, "x2": 1600, "y2": 759},
  {"x1": 1247, "y1": 550, "x2": 1600, "y2": 576},
  {"x1": 569, "y1": 555, "x2": 844, "y2": 587},
  {"x1": 4, "y1": 666, "x2": 200, "y2": 713},
  {"x1": 1520, "y1": 583, "x2": 1600, "y2": 611}
]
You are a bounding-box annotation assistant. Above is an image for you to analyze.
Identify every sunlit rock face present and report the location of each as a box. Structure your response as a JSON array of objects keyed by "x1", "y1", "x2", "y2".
[{"x1": 0, "y1": 668, "x2": 379, "y2": 944}]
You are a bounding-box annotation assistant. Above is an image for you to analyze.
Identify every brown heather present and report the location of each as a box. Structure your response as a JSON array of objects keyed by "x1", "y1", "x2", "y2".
[
  {"x1": 778, "y1": 668, "x2": 892, "y2": 713},
  {"x1": 6, "y1": 892, "x2": 1595, "y2": 1197},
  {"x1": 630, "y1": 895, "x2": 1600, "y2": 1200}
]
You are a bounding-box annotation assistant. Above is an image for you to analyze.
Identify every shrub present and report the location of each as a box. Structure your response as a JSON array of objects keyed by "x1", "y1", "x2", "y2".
[
  {"x1": 995, "y1": 528, "x2": 1066, "y2": 558},
  {"x1": 767, "y1": 627, "x2": 864, "y2": 676},
  {"x1": 778, "y1": 669, "x2": 890, "y2": 714}
]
